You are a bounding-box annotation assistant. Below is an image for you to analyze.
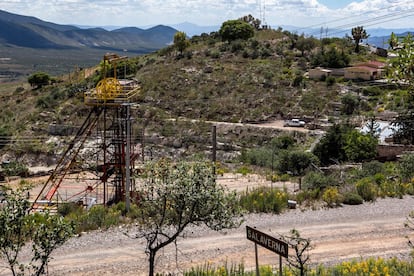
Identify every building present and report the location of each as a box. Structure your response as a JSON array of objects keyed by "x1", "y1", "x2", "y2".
[
  {"x1": 344, "y1": 61, "x2": 385, "y2": 81},
  {"x1": 309, "y1": 67, "x2": 332, "y2": 80}
]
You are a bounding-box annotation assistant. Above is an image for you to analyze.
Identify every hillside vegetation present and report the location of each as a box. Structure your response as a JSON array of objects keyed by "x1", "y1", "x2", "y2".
[{"x1": 0, "y1": 21, "x2": 409, "y2": 168}]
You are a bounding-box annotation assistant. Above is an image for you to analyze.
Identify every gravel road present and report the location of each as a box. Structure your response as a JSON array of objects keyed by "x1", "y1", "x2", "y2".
[{"x1": 1, "y1": 196, "x2": 412, "y2": 276}]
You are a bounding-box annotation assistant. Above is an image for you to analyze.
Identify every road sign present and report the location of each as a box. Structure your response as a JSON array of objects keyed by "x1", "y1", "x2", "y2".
[{"x1": 246, "y1": 226, "x2": 288, "y2": 258}]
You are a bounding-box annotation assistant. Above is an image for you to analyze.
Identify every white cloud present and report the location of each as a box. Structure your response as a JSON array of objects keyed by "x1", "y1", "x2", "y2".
[{"x1": 1, "y1": 0, "x2": 413, "y2": 28}]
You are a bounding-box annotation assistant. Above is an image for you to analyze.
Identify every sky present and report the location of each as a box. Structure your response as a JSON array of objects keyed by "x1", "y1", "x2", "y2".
[{"x1": 1, "y1": 0, "x2": 414, "y2": 30}]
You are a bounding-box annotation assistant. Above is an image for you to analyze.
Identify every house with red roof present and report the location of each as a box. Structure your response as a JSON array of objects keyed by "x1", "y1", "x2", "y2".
[{"x1": 344, "y1": 61, "x2": 386, "y2": 81}]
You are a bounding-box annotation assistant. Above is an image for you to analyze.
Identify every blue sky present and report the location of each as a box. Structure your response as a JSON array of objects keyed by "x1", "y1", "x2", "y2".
[
  {"x1": 1, "y1": 0, "x2": 413, "y2": 29},
  {"x1": 318, "y1": 0, "x2": 363, "y2": 9}
]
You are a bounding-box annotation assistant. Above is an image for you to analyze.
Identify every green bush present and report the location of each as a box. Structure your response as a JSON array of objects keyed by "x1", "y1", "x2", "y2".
[
  {"x1": 322, "y1": 187, "x2": 343, "y2": 207},
  {"x1": 236, "y1": 165, "x2": 252, "y2": 176},
  {"x1": 2, "y1": 161, "x2": 29, "y2": 177},
  {"x1": 57, "y1": 202, "x2": 83, "y2": 217},
  {"x1": 66, "y1": 204, "x2": 121, "y2": 233},
  {"x1": 342, "y1": 192, "x2": 363, "y2": 205},
  {"x1": 239, "y1": 186, "x2": 288, "y2": 214},
  {"x1": 360, "y1": 160, "x2": 384, "y2": 177},
  {"x1": 230, "y1": 39, "x2": 244, "y2": 53},
  {"x1": 302, "y1": 172, "x2": 337, "y2": 191},
  {"x1": 276, "y1": 150, "x2": 319, "y2": 176},
  {"x1": 362, "y1": 86, "x2": 382, "y2": 96},
  {"x1": 326, "y1": 76, "x2": 336, "y2": 86},
  {"x1": 356, "y1": 177, "x2": 377, "y2": 202}
]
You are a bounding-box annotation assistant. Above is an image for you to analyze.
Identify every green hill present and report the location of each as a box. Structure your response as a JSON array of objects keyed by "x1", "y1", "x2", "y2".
[{"x1": 0, "y1": 26, "x2": 401, "y2": 167}]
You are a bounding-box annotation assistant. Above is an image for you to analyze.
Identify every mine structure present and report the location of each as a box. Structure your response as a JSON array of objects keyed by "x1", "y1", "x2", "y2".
[{"x1": 31, "y1": 53, "x2": 141, "y2": 211}]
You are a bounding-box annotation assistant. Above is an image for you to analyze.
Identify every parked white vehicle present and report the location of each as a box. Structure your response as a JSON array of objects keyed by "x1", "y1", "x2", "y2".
[{"x1": 283, "y1": 118, "x2": 305, "y2": 127}]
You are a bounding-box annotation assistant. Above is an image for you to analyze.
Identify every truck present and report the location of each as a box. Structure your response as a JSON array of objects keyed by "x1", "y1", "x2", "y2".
[{"x1": 283, "y1": 118, "x2": 306, "y2": 127}]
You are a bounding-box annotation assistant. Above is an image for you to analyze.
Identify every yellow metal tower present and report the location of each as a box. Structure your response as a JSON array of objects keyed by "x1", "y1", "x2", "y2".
[{"x1": 32, "y1": 53, "x2": 141, "y2": 211}]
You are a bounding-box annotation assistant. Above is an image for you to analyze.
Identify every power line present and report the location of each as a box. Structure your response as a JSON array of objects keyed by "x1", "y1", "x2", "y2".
[
  {"x1": 291, "y1": 3, "x2": 414, "y2": 37},
  {"x1": 294, "y1": 3, "x2": 404, "y2": 32}
]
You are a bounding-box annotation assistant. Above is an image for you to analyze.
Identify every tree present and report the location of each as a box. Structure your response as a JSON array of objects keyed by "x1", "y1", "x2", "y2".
[
  {"x1": 173, "y1": 31, "x2": 190, "y2": 55},
  {"x1": 388, "y1": 32, "x2": 399, "y2": 50},
  {"x1": 365, "y1": 114, "x2": 380, "y2": 138},
  {"x1": 341, "y1": 93, "x2": 359, "y2": 115},
  {"x1": 28, "y1": 72, "x2": 50, "y2": 89},
  {"x1": 313, "y1": 123, "x2": 377, "y2": 164},
  {"x1": 280, "y1": 229, "x2": 312, "y2": 276},
  {"x1": 276, "y1": 150, "x2": 319, "y2": 176},
  {"x1": 399, "y1": 153, "x2": 414, "y2": 182},
  {"x1": 0, "y1": 185, "x2": 74, "y2": 276},
  {"x1": 351, "y1": 26, "x2": 369, "y2": 53},
  {"x1": 0, "y1": 186, "x2": 30, "y2": 276},
  {"x1": 30, "y1": 213, "x2": 74, "y2": 275},
  {"x1": 313, "y1": 124, "x2": 351, "y2": 165},
  {"x1": 296, "y1": 34, "x2": 318, "y2": 57},
  {"x1": 219, "y1": 19, "x2": 254, "y2": 42},
  {"x1": 387, "y1": 34, "x2": 414, "y2": 144},
  {"x1": 343, "y1": 130, "x2": 378, "y2": 162},
  {"x1": 239, "y1": 14, "x2": 261, "y2": 30},
  {"x1": 387, "y1": 33, "x2": 414, "y2": 91},
  {"x1": 311, "y1": 47, "x2": 350, "y2": 68},
  {"x1": 131, "y1": 160, "x2": 242, "y2": 276}
]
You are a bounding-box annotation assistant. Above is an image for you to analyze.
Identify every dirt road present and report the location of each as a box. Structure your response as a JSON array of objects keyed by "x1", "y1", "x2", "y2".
[{"x1": 0, "y1": 195, "x2": 410, "y2": 276}]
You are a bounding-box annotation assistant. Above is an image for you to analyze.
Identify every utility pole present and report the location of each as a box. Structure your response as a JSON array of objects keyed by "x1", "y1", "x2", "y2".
[
  {"x1": 212, "y1": 125, "x2": 217, "y2": 175},
  {"x1": 125, "y1": 104, "x2": 131, "y2": 212}
]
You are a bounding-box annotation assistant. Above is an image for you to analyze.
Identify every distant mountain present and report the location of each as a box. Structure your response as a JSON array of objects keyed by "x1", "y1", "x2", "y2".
[
  {"x1": 368, "y1": 31, "x2": 414, "y2": 49},
  {"x1": 0, "y1": 9, "x2": 177, "y2": 53}
]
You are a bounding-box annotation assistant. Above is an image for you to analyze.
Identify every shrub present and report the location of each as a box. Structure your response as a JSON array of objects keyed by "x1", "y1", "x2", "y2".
[
  {"x1": 236, "y1": 165, "x2": 252, "y2": 176},
  {"x1": 356, "y1": 177, "x2": 377, "y2": 201},
  {"x1": 230, "y1": 39, "x2": 244, "y2": 53},
  {"x1": 322, "y1": 187, "x2": 343, "y2": 207},
  {"x1": 239, "y1": 186, "x2": 288, "y2": 214},
  {"x1": 326, "y1": 76, "x2": 336, "y2": 86},
  {"x1": 239, "y1": 148, "x2": 272, "y2": 168},
  {"x1": 342, "y1": 192, "x2": 363, "y2": 205},
  {"x1": 360, "y1": 160, "x2": 384, "y2": 177},
  {"x1": 210, "y1": 50, "x2": 221, "y2": 59},
  {"x1": 57, "y1": 202, "x2": 83, "y2": 217},
  {"x1": 28, "y1": 72, "x2": 51, "y2": 89},
  {"x1": 67, "y1": 205, "x2": 121, "y2": 233},
  {"x1": 276, "y1": 150, "x2": 319, "y2": 176},
  {"x1": 399, "y1": 153, "x2": 414, "y2": 182},
  {"x1": 219, "y1": 20, "x2": 255, "y2": 42},
  {"x1": 302, "y1": 172, "x2": 337, "y2": 191},
  {"x1": 2, "y1": 161, "x2": 29, "y2": 177}
]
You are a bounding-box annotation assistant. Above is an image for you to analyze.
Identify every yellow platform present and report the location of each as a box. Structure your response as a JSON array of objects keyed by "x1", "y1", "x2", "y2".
[{"x1": 84, "y1": 79, "x2": 140, "y2": 106}]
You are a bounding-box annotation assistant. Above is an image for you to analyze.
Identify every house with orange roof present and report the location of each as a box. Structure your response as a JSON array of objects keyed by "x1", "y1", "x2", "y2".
[{"x1": 344, "y1": 61, "x2": 386, "y2": 81}]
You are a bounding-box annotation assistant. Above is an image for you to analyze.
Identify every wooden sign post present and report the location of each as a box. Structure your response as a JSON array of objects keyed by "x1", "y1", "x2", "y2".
[{"x1": 246, "y1": 226, "x2": 288, "y2": 276}]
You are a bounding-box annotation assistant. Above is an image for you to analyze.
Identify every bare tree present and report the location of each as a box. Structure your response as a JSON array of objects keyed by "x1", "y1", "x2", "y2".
[{"x1": 280, "y1": 229, "x2": 312, "y2": 276}]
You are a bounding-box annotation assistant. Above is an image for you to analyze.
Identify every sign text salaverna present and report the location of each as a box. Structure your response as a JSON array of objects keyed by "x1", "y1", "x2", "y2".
[{"x1": 246, "y1": 226, "x2": 288, "y2": 258}]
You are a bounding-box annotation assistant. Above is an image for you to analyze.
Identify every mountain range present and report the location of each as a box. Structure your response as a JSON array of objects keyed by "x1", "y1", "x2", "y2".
[
  {"x1": 0, "y1": 9, "x2": 177, "y2": 53},
  {"x1": 0, "y1": 9, "x2": 413, "y2": 82}
]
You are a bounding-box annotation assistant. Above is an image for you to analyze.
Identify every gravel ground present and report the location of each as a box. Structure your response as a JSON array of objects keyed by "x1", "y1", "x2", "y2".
[{"x1": 1, "y1": 196, "x2": 412, "y2": 276}]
